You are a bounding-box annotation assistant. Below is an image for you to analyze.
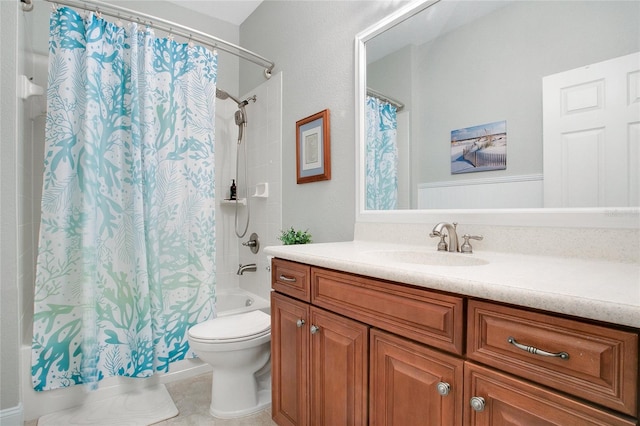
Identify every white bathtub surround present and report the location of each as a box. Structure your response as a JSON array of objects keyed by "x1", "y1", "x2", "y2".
[
  {"x1": 264, "y1": 240, "x2": 640, "y2": 328},
  {"x1": 37, "y1": 385, "x2": 177, "y2": 426},
  {"x1": 215, "y1": 287, "x2": 270, "y2": 316},
  {"x1": 216, "y1": 72, "x2": 282, "y2": 301}
]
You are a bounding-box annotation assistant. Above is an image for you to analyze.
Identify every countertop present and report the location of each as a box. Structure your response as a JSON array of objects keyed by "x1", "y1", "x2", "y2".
[{"x1": 264, "y1": 241, "x2": 640, "y2": 328}]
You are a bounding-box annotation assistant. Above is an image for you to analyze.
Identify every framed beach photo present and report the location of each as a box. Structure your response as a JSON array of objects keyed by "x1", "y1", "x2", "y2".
[
  {"x1": 451, "y1": 120, "x2": 507, "y2": 174},
  {"x1": 296, "y1": 109, "x2": 331, "y2": 184}
]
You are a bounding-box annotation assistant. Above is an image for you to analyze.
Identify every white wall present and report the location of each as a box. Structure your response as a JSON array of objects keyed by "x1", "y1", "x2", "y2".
[
  {"x1": 1, "y1": 1, "x2": 28, "y2": 424},
  {"x1": 240, "y1": 1, "x2": 408, "y2": 243}
]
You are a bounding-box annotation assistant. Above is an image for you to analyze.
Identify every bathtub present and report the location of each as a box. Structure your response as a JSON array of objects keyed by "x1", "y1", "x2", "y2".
[
  {"x1": 216, "y1": 288, "x2": 270, "y2": 317},
  {"x1": 21, "y1": 288, "x2": 270, "y2": 421}
]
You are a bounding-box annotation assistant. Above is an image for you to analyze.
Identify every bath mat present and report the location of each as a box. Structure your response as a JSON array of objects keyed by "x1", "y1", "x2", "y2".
[{"x1": 37, "y1": 384, "x2": 178, "y2": 426}]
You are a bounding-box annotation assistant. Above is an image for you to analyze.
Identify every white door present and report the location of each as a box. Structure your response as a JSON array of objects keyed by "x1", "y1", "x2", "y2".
[{"x1": 543, "y1": 52, "x2": 640, "y2": 207}]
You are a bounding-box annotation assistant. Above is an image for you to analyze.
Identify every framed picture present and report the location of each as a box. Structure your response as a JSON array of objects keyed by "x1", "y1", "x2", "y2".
[
  {"x1": 451, "y1": 120, "x2": 507, "y2": 174},
  {"x1": 296, "y1": 109, "x2": 331, "y2": 184}
]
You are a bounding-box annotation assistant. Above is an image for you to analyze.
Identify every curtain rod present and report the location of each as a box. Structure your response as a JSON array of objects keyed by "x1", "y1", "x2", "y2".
[
  {"x1": 31, "y1": 0, "x2": 275, "y2": 79},
  {"x1": 367, "y1": 87, "x2": 404, "y2": 111}
]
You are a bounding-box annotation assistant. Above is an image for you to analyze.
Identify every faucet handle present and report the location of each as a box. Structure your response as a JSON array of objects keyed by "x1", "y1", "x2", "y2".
[
  {"x1": 460, "y1": 234, "x2": 483, "y2": 254},
  {"x1": 242, "y1": 232, "x2": 260, "y2": 254},
  {"x1": 430, "y1": 232, "x2": 448, "y2": 251}
]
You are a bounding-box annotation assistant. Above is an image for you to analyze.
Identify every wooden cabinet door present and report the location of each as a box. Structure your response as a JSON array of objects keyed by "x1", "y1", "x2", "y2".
[
  {"x1": 370, "y1": 329, "x2": 464, "y2": 426},
  {"x1": 309, "y1": 306, "x2": 368, "y2": 426},
  {"x1": 272, "y1": 292, "x2": 310, "y2": 426},
  {"x1": 464, "y1": 362, "x2": 637, "y2": 426}
]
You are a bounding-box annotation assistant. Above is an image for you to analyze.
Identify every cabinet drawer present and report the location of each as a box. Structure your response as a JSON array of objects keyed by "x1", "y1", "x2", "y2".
[
  {"x1": 272, "y1": 258, "x2": 311, "y2": 302},
  {"x1": 311, "y1": 267, "x2": 464, "y2": 355},
  {"x1": 465, "y1": 362, "x2": 637, "y2": 426},
  {"x1": 467, "y1": 300, "x2": 638, "y2": 416}
]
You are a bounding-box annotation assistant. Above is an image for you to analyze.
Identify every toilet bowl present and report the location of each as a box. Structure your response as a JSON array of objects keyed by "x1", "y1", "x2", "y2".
[{"x1": 187, "y1": 310, "x2": 272, "y2": 419}]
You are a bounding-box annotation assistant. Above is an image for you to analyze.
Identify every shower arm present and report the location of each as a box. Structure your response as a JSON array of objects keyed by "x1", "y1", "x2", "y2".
[{"x1": 39, "y1": 0, "x2": 275, "y2": 79}]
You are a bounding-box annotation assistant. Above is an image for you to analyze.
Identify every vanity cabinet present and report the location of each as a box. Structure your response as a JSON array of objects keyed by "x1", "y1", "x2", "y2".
[
  {"x1": 271, "y1": 260, "x2": 368, "y2": 426},
  {"x1": 271, "y1": 258, "x2": 466, "y2": 426},
  {"x1": 271, "y1": 258, "x2": 639, "y2": 426}
]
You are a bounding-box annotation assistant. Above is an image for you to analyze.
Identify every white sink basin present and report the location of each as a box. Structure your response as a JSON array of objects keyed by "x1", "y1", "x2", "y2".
[{"x1": 363, "y1": 250, "x2": 489, "y2": 267}]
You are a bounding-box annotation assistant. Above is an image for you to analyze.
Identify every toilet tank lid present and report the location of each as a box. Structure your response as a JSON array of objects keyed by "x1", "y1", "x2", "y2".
[{"x1": 188, "y1": 310, "x2": 270, "y2": 340}]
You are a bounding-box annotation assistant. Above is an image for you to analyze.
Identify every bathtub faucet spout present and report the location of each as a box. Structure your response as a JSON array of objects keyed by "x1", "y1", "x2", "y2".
[{"x1": 237, "y1": 263, "x2": 257, "y2": 275}]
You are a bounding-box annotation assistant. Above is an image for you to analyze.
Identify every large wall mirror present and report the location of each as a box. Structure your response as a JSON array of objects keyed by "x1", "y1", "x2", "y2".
[{"x1": 355, "y1": 0, "x2": 639, "y2": 227}]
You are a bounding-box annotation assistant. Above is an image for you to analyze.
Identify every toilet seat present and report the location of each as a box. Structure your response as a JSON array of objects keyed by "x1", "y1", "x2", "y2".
[{"x1": 188, "y1": 310, "x2": 271, "y2": 343}]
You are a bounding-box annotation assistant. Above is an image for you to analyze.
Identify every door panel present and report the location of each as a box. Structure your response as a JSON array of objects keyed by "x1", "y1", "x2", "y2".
[
  {"x1": 271, "y1": 292, "x2": 310, "y2": 426},
  {"x1": 543, "y1": 51, "x2": 640, "y2": 207},
  {"x1": 370, "y1": 329, "x2": 464, "y2": 426},
  {"x1": 310, "y1": 307, "x2": 368, "y2": 426}
]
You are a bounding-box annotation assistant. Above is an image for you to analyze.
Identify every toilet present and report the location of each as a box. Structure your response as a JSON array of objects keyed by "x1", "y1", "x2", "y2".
[{"x1": 187, "y1": 310, "x2": 272, "y2": 419}]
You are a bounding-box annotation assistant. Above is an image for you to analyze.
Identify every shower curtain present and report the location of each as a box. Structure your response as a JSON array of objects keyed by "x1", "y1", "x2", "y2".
[
  {"x1": 365, "y1": 95, "x2": 398, "y2": 210},
  {"x1": 32, "y1": 7, "x2": 218, "y2": 391}
]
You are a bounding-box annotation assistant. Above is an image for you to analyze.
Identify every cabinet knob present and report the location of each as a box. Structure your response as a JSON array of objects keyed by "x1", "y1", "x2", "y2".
[
  {"x1": 470, "y1": 396, "x2": 486, "y2": 412},
  {"x1": 436, "y1": 381, "x2": 450, "y2": 396},
  {"x1": 296, "y1": 319, "x2": 305, "y2": 328},
  {"x1": 310, "y1": 325, "x2": 320, "y2": 334}
]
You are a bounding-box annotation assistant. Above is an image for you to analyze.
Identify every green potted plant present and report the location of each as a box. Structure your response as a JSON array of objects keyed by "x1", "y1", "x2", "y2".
[{"x1": 278, "y1": 227, "x2": 312, "y2": 245}]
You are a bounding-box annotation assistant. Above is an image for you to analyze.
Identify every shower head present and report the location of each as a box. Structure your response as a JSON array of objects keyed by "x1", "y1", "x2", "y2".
[
  {"x1": 216, "y1": 87, "x2": 257, "y2": 143},
  {"x1": 216, "y1": 88, "x2": 245, "y2": 108}
]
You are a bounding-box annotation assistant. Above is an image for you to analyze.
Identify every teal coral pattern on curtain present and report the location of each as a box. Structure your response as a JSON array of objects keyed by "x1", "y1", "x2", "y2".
[
  {"x1": 32, "y1": 7, "x2": 217, "y2": 391},
  {"x1": 365, "y1": 96, "x2": 398, "y2": 210}
]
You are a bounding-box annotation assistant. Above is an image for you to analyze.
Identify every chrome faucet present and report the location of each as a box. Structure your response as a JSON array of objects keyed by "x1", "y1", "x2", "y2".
[
  {"x1": 429, "y1": 222, "x2": 460, "y2": 252},
  {"x1": 237, "y1": 263, "x2": 257, "y2": 275}
]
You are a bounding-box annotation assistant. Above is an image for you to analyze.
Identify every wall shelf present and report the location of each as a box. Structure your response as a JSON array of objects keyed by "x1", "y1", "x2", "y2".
[
  {"x1": 252, "y1": 182, "x2": 269, "y2": 198},
  {"x1": 220, "y1": 198, "x2": 246, "y2": 206}
]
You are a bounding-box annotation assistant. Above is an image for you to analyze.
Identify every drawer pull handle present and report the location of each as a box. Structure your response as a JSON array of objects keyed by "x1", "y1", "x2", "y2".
[
  {"x1": 310, "y1": 325, "x2": 320, "y2": 334},
  {"x1": 507, "y1": 337, "x2": 569, "y2": 360},
  {"x1": 278, "y1": 274, "x2": 297, "y2": 283},
  {"x1": 436, "y1": 382, "x2": 450, "y2": 396},
  {"x1": 296, "y1": 319, "x2": 305, "y2": 328},
  {"x1": 470, "y1": 396, "x2": 485, "y2": 412}
]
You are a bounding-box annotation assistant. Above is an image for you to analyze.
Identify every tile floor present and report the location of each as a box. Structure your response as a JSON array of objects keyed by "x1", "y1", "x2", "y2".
[{"x1": 25, "y1": 373, "x2": 277, "y2": 426}]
